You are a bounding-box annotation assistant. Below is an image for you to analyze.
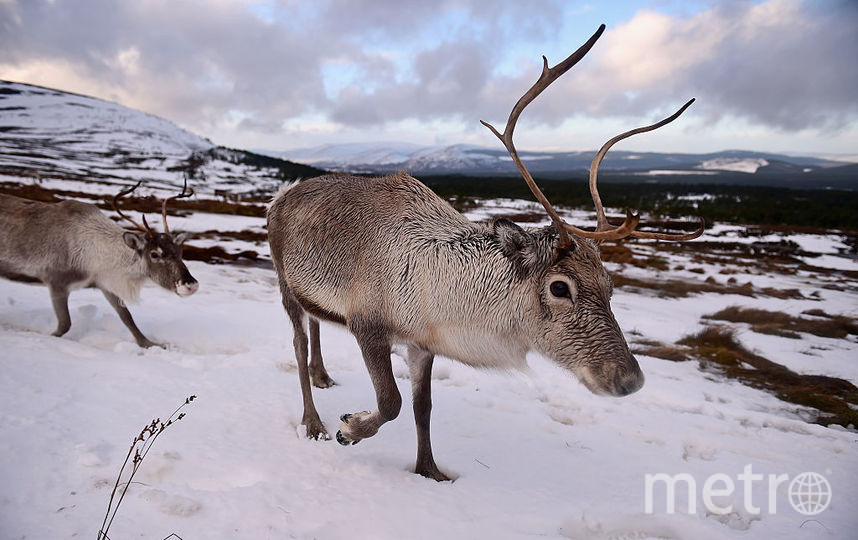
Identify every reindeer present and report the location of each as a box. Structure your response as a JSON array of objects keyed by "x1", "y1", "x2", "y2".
[
  {"x1": 267, "y1": 24, "x2": 704, "y2": 481},
  {"x1": 0, "y1": 181, "x2": 198, "y2": 348}
]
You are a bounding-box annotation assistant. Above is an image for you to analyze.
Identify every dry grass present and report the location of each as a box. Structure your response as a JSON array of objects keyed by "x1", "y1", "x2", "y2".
[
  {"x1": 1, "y1": 181, "x2": 93, "y2": 202},
  {"x1": 705, "y1": 306, "x2": 858, "y2": 339},
  {"x1": 182, "y1": 245, "x2": 263, "y2": 265},
  {"x1": 677, "y1": 327, "x2": 858, "y2": 428},
  {"x1": 2, "y1": 180, "x2": 268, "y2": 217},
  {"x1": 599, "y1": 243, "x2": 634, "y2": 264},
  {"x1": 492, "y1": 211, "x2": 550, "y2": 223},
  {"x1": 633, "y1": 345, "x2": 689, "y2": 362},
  {"x1": 193, "y1": 229, "x2": 268, "y2": 243}
]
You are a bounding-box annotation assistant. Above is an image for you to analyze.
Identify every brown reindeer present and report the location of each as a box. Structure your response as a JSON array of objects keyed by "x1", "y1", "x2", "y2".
[
  {"x1": 267, "y1": 24, "x2": 703, "y2": 481},
  {"x1": 0, "y1": 180, "x2": 198, "y2": 347}
]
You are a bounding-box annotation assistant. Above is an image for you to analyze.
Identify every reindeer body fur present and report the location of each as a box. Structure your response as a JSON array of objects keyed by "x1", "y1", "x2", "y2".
[
  {"x1": 0, "y1": 195, "x2": 147, "y2": 301},
  {"x1": 270, "y1": 172, "x2": 538, "y2": 370},
  {"x1": 0, "y1": 193, "x2": 197, "y2": 347}
]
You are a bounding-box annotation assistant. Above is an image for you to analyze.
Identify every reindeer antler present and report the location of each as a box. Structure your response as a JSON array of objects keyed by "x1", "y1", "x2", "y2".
[
  {"x1": 589, "y1": 99, "x2": 704, "y2": 241},
  {"x1": 161, "y1": 175, "x2": 194, "y2": 235},
  {"x1": 482, "y1": 24, "x2": 704, "y2": 246},
  {"x1": 112, "y1": 181, "x2": 152, "y2": 235}
]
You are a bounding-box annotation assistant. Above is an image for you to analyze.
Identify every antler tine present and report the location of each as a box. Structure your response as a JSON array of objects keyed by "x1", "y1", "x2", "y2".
[
  {"x1": 630, "y1": 216, "x2": 705, "y2": 241},
  {"x1": 161, "y1": 175, "x2": 194, "y2": 235},
  {"x1": 589, "y1": 98, "x2": 696, "y2": 233},
  {"x1": 482, "y1": 24, "x2": 606, "y2": 249},
  {"x1": 564, "y1": 209, "x2": 641, "y2": 242},
  {"x1": 112, "y1": 180, "x2": 150, "y2": 234}
]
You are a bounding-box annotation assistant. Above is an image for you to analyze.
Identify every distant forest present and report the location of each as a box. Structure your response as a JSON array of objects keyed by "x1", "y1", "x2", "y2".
[{"x1": 417, "y1": 174, "x2": 858, "y2": 231}]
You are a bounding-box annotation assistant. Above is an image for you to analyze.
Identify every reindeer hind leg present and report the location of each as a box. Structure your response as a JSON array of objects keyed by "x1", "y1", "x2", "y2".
[
  {"x1": 309, "y1": 317, "x2": 335, "y2": 388},
  {"x1": 279, "y1": 280, "x2": 329, "y2": 440}
]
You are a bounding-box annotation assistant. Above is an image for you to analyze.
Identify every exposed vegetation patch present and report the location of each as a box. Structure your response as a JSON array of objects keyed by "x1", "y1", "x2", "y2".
[
  {"x1": 193, "y1": 229, "x2": 268, "y2": 243},
  {"x1": 677, "y1": 327, "x2": 858, "y2": 428},
  {"x1": 611, "y1": 274, "x2": 805, "y2": 300},
  {"x1": 0, "y1": 179, "x2": 267, "y2": 217},
  {"x1": 182, "y1": 244, "x2": 267, "y2": 267},
  {"x1": 490, "y1": 210, "x2": 550, "y2": 223},
  {"x1": 106, "y1": 194, "x2": 267, "y2": 218},
  {"x1": 632, "y1": 344, "x2": 690, "y2": 362},
  {"x1": 0, "y1": 180, "x2": 92, "y2": 202},
  {"x1": 705, "y1": 306, "x2": 858, "y2": 339}
]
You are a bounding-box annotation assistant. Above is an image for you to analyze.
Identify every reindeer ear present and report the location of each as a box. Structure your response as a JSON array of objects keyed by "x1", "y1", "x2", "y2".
[
  {"x1": 493, "y1": 218, "x2": 548, "y2": 276},
  {"x1": 123, "y1": 231, "x2": 146, "y2": 251},
  {"x1": 493, "y1": 218, "x2": 530, "y2": 254},
  {"x1": 171, "y1": 231, "x2": 191, "y2": 245}
]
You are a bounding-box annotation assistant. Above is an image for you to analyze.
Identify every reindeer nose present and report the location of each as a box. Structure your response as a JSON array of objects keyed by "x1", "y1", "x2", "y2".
[
  {"x1": 615, "y1": 366, "x2": 645, "y2": 396},
  {"x1": 176, "y1": 279, "x2": 199, "y2": 297}
]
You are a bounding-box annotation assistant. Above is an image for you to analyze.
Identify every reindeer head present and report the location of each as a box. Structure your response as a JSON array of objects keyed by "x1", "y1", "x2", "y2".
[
  {"x1": 113, "y1": 179, "x2": 199, "y2": 297},
  {"x1": 484, "y1": 24, "x2": 703, "y2": 396}
]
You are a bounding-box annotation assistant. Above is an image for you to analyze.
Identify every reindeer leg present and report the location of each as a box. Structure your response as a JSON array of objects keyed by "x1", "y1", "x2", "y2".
[
  {"x1": 101, "y1": 290, "x2": 162, "y2": 348},
  {"x1": 309, "y1": 317, "x2": 335, "y2": 388},
  {"x1": 281, "y1": 282, "x2": 329, "y2": 440},
  {"x1": 48, "y1": 284, "x2": 72, "y2": 337},
  {"x1": 407, "y1": 345, "x2": 449, "y2": 481},
  {"x1": 337, "y1": 318, "x2": 401, "y2": 445}
]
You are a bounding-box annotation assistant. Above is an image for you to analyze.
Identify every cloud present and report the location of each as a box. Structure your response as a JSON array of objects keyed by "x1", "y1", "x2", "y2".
[
  {"x1": 542, "y1": 0, "x2": 858, "y2": 132},
  {"x1": 0, "y1": 0, "x2": 855, "y2": 149}
]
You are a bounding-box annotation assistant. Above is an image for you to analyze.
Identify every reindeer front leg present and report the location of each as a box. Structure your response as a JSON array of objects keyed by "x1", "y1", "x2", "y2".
[
  {"x1": 48, "y1": 284, "x2": 72, "y2": 337},
  {"x1": 337, "y1": 318, "x2": 401, "y2": 445},
  {"x1": 101, "y1": 290, "x2": 162, "y2": 348},
  {"x1": 407, "y1": 345, "x2": 449, "y2": 481}
]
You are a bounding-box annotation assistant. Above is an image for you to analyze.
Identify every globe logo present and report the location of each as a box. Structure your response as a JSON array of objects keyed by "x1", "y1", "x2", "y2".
[{"x1": 788, "y1": 472, "x2": 832, "y2": 515}]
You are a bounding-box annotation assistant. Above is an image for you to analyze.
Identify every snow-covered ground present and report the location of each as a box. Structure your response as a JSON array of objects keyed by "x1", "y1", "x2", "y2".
[{"x1": 1, "y1": 201, "x2": 856, "y2": 540}]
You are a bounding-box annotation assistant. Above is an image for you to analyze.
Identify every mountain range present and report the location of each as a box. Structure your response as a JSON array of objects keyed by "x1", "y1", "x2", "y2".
[
  {"x1": 269, "y1": 142, "x2": 857, "y2": 189},
  {"x1": 1, "y1": 79, "x2": 855, "y2": 193}
]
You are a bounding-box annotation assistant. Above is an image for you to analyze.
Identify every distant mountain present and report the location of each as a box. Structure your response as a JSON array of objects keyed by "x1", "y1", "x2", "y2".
[
  {"x1": 269, "y1": 143, "x2": 856, "y2": 189},
  {"x1": 0, "y1": 80, "x2": 323, "y2": 198}
]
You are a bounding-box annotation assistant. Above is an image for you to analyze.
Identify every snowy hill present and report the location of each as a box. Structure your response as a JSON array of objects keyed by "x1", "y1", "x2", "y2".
[
  {"x1": 271, "y1": 143, "x2": 852, "y2": 187},
  {"x1": 0, "y1": 80, "x2": 322, "y2": 198}
]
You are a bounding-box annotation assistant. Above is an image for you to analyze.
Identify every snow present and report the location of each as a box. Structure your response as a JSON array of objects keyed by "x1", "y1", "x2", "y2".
[
  {"x1": 697, "y1": 158, "x2": 769, "y2": 174},
  {"x1": 2, "y1": 205, "x2": 857, "y2": 539},
  {"x1": 637, "y1": 170, "x2": 720, "y2": 176}
]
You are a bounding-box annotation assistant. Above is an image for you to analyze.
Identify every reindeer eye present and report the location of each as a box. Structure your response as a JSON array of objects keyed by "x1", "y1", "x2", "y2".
[
  {"x1": 149, "y1": 251, "x2": 162, "y2": 260},
  {"x1": 549, "y1": 281, "x2": 570, "y2": 298}
]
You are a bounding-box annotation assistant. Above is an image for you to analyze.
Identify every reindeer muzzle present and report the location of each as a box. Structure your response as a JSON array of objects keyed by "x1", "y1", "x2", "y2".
[{"x1": 176, "y1": 279, "x2": 199, "y2": 297}]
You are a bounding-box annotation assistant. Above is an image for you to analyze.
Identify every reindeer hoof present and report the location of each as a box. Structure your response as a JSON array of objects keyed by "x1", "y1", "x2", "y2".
[
  {"x1": 337, "y1": 411, "x2": 371, "y2": 445},
  {"x1": 302, "y1": 417, "x2": 330, "y2": 441},
  {"x1": 311, "y1": 371, "x2": 335, "y2": 389},
  {"x1": 336, "y1": 430, "x2": 359, "y2": 446}
]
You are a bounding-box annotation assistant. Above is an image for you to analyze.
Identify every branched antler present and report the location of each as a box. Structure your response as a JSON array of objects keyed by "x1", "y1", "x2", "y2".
[
  {"x1": 112, "y1": 181, "x2": 152, "y2": 235},
  {"x1": 482, "y1": 24, "x2": 704, "y2": 246},
  {"x1": 161, "y1": 175, "x2": 194, "y2": 234},
  {"x1": 590, "y1": 98, "x2": 704, "y2": 240}
]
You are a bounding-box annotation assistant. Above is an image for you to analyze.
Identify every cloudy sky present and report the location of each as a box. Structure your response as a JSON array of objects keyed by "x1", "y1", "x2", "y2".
[{"x1": 1, "y1": 0, "x2": 856, "y2": 157}]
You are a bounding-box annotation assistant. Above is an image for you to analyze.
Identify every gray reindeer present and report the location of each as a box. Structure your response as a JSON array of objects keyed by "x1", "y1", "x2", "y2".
[
  {"x1": 0, "y1": 181, "x2": 198, "y2": 348},
  {"x1": 267, "y1": 24, "x2": 703, "y2": 481}
]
